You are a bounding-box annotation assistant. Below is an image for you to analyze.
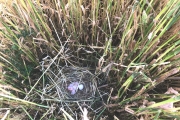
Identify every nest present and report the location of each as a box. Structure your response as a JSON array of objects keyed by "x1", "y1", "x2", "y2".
[
  {"x1": 54, "y1": 66, "x2": 96, "y2": 100},
  {"x1": 40, "y1": 55, "x2": 97, "y2": 102},
  {"x1": 37, "y1": 54, "x2": 107, "y2": 119}
]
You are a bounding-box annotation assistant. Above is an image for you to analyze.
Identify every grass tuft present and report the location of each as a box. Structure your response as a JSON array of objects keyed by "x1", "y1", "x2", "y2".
[{"x1": 0, "y1": 0, "x2": 180, "y2": 119}]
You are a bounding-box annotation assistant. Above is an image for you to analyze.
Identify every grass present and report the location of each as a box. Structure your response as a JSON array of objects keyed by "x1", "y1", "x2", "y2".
[{"x1": 0, "y1": 0, "x2": 180, "y2": 119}]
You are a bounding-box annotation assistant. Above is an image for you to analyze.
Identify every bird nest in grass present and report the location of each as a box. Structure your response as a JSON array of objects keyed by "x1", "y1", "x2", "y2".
[
  {"x1": 39, "y1": 55, "x2": 97, "y2": 103},
  {"x1": 55, "y1": 67, "x2": 96, "y2": 100}
]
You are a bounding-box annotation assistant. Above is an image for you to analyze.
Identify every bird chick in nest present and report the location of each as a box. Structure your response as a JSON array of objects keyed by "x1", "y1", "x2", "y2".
[{"x1": 68, "y1": 82, "x2": 84, "y2": 95}]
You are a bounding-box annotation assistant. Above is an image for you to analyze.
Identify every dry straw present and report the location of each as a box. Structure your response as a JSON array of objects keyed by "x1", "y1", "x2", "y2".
[{"x1": 39, "y1": 54, "x2": 99, "y2": 115}]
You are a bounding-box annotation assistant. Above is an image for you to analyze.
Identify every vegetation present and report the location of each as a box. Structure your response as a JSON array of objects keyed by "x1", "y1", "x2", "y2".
[{"x1": 0, "y1": 0, "x2": 180, "y2": 119}]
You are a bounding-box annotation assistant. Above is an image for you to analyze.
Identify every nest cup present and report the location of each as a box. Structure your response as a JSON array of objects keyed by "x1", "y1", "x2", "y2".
[
  {"x1": 55, "y1": 66, "x2": 96, "y2": 100},
  {"x1": 40, "y1": 56, "x2": 97, "y2": 102},
  {"x1": 39, "y1": 55, "x2": 108, "y2": 118}
]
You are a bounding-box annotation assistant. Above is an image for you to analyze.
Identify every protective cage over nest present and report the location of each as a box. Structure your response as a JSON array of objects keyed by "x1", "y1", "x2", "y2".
[{"x1": 40, "y1": 56, "x2": 97, "y2": 102}]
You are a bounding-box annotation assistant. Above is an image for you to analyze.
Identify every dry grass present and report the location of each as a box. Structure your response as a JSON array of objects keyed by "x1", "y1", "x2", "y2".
[{"x1": 0, "y1": 0, "x2": 180, "y2": 119}]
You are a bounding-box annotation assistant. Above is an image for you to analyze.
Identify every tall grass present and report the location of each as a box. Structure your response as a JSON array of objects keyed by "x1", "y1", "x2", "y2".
[{"x1": 0, "y1": 0, "x2": 180, "y2": 119}]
